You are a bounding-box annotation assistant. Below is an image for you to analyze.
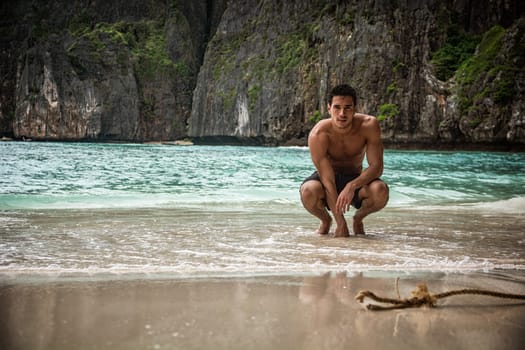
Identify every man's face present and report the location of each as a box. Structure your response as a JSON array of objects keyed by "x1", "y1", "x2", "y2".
[{"x1": 328, "y1": 95, "x2": 355, "y2": 130}]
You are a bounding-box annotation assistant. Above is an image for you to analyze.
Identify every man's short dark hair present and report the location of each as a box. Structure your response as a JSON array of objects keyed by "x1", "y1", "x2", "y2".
[{"x1": 328, "y1": 84, "x2": 357, "y2": 106}]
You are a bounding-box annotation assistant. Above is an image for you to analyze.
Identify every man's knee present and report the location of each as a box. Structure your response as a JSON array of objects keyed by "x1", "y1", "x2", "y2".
[
  {"x1": 300, "y1": 181, "x2": 324, "y2": 204},
  {"x1": 360, "y1": 181, "x2": 388, "y2": 204},
  {"x1": 370, "y1": 180, "x2": 389, "y2": 206}
]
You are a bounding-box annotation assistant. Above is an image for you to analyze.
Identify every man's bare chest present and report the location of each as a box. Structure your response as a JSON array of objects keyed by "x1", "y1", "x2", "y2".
[{"x1": 327, "y1": 135, "x2": 366, "y2": 160}]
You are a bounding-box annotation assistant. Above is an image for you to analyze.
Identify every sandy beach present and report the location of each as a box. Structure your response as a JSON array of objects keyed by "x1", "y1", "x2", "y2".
[{"x1": 1, "y1": 271, "x2": 524, "y2": 350}]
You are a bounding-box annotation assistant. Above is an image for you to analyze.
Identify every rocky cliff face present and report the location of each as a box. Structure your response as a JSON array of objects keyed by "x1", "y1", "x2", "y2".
[
  {"x1": 1, "y1": 0, "x2": 226, "y2": 141},
  {"x1": 1, "y1": 0, "x2": 524, "y2": 148},
  {"x1": 188, "y1": 0, "x2": 525, "y2": 147}
]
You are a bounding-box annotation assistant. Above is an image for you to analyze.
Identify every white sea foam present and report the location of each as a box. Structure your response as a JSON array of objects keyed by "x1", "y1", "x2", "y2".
[
  {"x1": 1, "y1": 259, "x2": 523, "y2": 282},
  {"x1": 412, "y1": 196, "x2": 525, "y2": 214},
  {"x1": 466, "y1": 196, "x2": 525, "y2": 214}
]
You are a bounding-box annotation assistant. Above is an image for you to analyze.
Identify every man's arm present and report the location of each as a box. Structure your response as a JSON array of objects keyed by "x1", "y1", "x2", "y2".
[
  {"x1": 308, "y1": 125, "x2": 346, "y2": 225},
  {"x1": 355, "y1": 116, "x2": 384, "y2": 185}
]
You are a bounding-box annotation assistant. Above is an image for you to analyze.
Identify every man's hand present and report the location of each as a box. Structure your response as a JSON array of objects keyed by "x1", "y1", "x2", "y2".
[{"x1": 335, "y1": 184, "x2": 356, "y2": 214}]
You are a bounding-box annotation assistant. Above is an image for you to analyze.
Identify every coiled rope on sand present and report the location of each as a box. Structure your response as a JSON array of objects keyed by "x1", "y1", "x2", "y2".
[{"x1": 355, "y1": 282, "x2": 525, "y2": 311}]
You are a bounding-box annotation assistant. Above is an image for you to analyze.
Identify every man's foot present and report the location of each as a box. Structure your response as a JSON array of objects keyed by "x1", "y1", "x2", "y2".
[
  {"x1": 353, "y1": 217, "x2": 365, "y2": 235},
  {"x1": 316, "y1": 218, "x2": 332, "y2": 235}
]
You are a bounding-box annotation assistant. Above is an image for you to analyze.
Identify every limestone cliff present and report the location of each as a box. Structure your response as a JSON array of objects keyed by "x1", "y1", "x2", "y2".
[
  {"x1": 1, "y1": 0, "x2": 524, "y2": 148},
  {"x1": 188, "y1": 0, "x2": 525, "y2": 148},
  {"x1": 1, "y1": 0, "x2": 226, "y2": 141}
]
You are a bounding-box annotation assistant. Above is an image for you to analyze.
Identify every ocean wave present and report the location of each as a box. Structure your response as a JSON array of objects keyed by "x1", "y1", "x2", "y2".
[
  {"x1": 1, "y1": 257, "x2": 523, "y2": 282},
  {"x1": 464, "y1": 196, "x2": 525, "y2": 214},
  {"x1": 408, "y1": 196, "x2": 525, "y2": 214}
]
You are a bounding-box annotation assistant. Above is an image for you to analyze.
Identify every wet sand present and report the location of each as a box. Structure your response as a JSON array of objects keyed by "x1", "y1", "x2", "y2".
[{"x1": 1, "y1": 271, "x2": 524, "y2": 350}]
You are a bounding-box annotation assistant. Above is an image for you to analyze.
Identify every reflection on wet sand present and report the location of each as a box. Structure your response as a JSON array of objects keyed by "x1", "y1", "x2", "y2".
[
  {"x1": 1, "y1": 272, "x2": 524, "y2": 350},
  {"x1": 298, "y1": 271, "x2": 525, "y2": 350}
]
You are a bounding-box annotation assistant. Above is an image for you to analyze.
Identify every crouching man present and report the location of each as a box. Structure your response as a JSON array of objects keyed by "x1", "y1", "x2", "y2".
[{"x1": 300, "y1": 84, "x2": 389, "y2": 237}]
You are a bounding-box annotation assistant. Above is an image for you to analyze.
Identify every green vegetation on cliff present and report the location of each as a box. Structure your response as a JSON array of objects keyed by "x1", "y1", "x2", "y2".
[
  {"x1": 377, "y1": 103, "x2": 399, "y2": 122},
  {"x1": 68, "y1": 19, "x2": 189, "y2": 80},
  {"x1": 456, "y1": 25, "x2": 520, "y2": 116},
  {"x1": 129, "y1": 20, "x2": 190, "y2": 80},
  {"x1": 431, "y1": 26, "x2": 480, "y2": 81},
  {"x1": 247, "y1": 85, "x2": 261, "y2": 112},
  {"x1": 276, "y1": 33, "x2": 307, "y2": 74},
  {"x1": 309, "y1": 110, "x2": 323, "y2": 124}
]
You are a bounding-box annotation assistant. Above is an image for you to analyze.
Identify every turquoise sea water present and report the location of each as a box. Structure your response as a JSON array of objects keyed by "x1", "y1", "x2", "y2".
[{"x1": 1, "y1": 142, "x2": 524, "y2": 278}]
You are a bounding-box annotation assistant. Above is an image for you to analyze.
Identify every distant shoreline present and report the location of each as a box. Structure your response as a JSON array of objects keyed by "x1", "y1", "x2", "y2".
[{"x1": 2, "y1": 136, "x2": 524, "y2": 152}]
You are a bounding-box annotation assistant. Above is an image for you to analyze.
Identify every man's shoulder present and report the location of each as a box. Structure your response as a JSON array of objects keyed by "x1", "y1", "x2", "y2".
[
  {"x1": 316, "y1": 118, "x2": 332, "y2": 128},
  {"x1": 308, "y1": 120, "x2": 331, "y2": 149},
  {"x1": 310, "y1": 119, "x2": 331, "y2": 136},
  {"x1": 355, "y1": 113, "x2": 380, "y2": 132},
  {"x1": 355, "y1": 113, "x2": 377, "y2": 124}
]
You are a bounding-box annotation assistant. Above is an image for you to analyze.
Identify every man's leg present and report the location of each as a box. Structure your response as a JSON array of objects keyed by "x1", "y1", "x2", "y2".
[
  {"x1": 300, "y1": 180, "x2": 332, "y2": 235},
  {"x1": 353, "y1": 180, "x2": 389, "y2": 235}
]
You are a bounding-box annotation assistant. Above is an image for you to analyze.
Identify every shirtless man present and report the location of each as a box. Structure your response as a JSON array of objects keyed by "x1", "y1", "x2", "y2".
[{"x1": 300, "y1": 84, "x2": 389, "y2": 237}]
